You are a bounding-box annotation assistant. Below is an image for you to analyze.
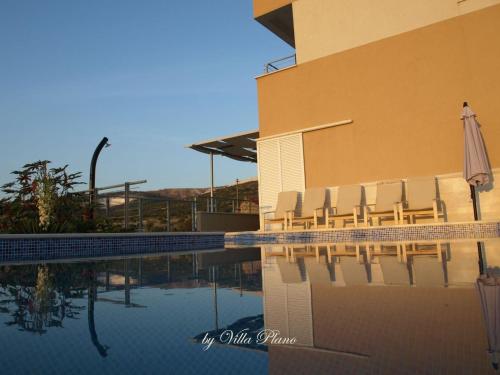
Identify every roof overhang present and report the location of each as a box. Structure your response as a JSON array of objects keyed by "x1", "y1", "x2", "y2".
[
  {"x1": 187, "y1": 129, "x2": 259, "y2": 163},
  {"x1": 255, "y1": 4, "x2": 295, "y2": 48}
]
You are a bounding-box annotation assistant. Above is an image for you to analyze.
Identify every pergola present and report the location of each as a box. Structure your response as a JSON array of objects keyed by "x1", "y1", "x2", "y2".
[{"x1": 187, "y1": 129, "x2": 258, "y2": 211}]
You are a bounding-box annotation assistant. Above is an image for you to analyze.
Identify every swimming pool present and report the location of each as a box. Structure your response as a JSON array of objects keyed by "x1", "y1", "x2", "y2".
[{"x1": 1, "y1": 238, "x2": 499, "y2": 374}]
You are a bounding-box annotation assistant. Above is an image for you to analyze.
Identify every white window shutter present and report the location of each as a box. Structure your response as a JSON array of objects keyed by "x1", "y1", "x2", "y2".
[{"x1": 257, "y1": 133, "x2": 305, "y2": 227}]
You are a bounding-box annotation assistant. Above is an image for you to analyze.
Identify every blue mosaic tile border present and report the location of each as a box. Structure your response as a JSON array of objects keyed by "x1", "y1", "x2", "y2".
[
  {"x1": 225, "y1": 221, "x2": 500, "y2": 246},
  {"x1": 0, "y1": 233, "x2": 224, "y2": 263}
]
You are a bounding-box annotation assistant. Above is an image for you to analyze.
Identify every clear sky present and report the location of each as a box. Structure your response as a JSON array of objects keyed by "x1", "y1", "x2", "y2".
[{"x1": 0, "y1": 0, "x2": 293, "y2": 191}]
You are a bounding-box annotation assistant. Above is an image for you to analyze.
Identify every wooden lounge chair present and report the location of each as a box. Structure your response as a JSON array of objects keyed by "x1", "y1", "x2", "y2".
[
  {"x1": 326, "y1": 185, "x2": 363, "y2": 228},
  {"x1": 398, "y1": 176, "x2": 443, "y2": 224},
  {"x1": 365, "y1": 181, "x2": 402, "y2": 226},
  {"x1": 263, "y1": 191, "x2": 298, "y2": 231},
  {"x1": 289, "y1": 188, "x2": 326, "y2": 229}
]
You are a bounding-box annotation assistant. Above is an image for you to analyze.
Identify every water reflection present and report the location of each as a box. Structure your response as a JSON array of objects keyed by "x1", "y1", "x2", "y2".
[
  {"x1": 1, "y1": 240, "x2": 499, "y2": 374},
  {"x1": 261, "y1": 239, "x2": 500, "y2": 374},
  {"x1": 0, "y1": 249, "x2": 263, "y2": 352},
  {"x1": 0, "y1": 265, "x2": 84, "y2": 334}
]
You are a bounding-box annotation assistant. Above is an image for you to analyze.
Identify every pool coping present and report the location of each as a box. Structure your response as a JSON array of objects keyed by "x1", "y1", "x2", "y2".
[
  {"x1": 224, "y1": 220, "x2": 500, "y2": 245},
  {"x1": 0, "y1": 231, "x2": 225, "y2": 263},
  {"x1": 0, "y1": 231, "x2": 223, "y2": 239}
]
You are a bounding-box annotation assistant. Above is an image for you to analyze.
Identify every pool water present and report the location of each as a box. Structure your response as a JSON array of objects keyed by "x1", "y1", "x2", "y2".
[{"x1": 1, "y1": 238, "x2": 499, "y2": 374}]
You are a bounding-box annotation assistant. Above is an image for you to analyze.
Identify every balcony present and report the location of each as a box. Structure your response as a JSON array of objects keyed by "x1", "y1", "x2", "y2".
[{"x1": 263, "y1": 54, "x2": 296, "y2": 74}]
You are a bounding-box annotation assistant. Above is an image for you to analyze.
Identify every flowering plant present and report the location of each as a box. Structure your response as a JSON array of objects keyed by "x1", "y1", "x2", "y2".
[{"x1": 0, "y1": 161, "x2": 88, "y2": 233}]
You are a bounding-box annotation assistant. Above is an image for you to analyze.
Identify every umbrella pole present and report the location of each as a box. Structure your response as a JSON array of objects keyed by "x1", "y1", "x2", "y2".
[
  {"x1": 470, "y1": 185, "x2": 479, "y2": 221},
  {"x1": 471, "y1": 185, "x2": 485, "y2": 275}
]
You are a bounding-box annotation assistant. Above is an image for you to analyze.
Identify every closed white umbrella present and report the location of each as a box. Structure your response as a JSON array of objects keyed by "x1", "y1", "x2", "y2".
[
  {"x1": 462, "y1": 102, "x2": 491, "y2": 275},
  {"x1": 462, "y1": 103, "x2": 490, "y2": 189}
]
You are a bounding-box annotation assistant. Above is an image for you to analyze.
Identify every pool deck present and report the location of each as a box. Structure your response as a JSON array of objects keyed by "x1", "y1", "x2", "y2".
[{"x1": 225, "y1": 220, "x2": 500, "y2": 246}]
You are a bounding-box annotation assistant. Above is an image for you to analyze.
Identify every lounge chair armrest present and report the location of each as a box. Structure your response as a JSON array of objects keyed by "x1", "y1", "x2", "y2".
[
  {"x1": 262, "y1": 210, "x2": 275, "y2": 215},
  {"x1": 262, "y1": 210, "x2": 277, "y2": 219}
]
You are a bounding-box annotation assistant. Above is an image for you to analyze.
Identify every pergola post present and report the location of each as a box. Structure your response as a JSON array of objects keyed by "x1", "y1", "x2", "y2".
[{"x1": 187, "y1": 130, "x2": 258, "y2": 214}]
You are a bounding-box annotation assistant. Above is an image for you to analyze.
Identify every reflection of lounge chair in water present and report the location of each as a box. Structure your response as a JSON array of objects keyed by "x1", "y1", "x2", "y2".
[
  {"x1": 277, "y1": 257, "x2": 304, "y2": 284},
  {"x1": 304, "y1": 256, "x2": 332, "y2": 284},
  {"x1": 378, "y1": 256, "x2": 411, "y2": 286},
  {"x1": 326, "y1": 244, "x2": 362, "y2": 263},
  {"x1": 412, "y1": 256, "x2": 446, "y2": 287},
  {"x1": 332, "y1": 257, "x2": 368, "y2": 286},
  {"x1": 446, "y1": 244, "x2": 479, "y2": 285}
]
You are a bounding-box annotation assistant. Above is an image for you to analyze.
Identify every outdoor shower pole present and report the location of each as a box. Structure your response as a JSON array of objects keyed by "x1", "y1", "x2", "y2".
[
  {"x1": 236, "y1": 178, "x2": 239, "y2": 212},
  {"x1": 210, "y1": 152, "x2": 214, "y2": 212},
  {"x1": 89, "y1": 137, "x2": 109, "y2": 220}
]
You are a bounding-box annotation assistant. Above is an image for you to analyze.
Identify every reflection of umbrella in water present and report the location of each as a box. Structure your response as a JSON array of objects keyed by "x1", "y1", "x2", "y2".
[{"x1": 477, "y1": 276, "x2": 500, "y2": 371}]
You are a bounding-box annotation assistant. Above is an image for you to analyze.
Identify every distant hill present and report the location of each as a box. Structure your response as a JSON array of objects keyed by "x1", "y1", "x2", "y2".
[
  {"x1": 97, "y1": 179, "x2": 259, "y2": 232},
  {"x1": 139, "y1": 188, "x2": 209, "y2": 200},
  {"x1": 137, "y1": 178, "x2": 258, "y2": 203}
]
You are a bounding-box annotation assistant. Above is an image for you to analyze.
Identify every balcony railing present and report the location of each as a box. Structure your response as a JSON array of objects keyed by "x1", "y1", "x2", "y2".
[{"x1": 264, "y1": 54, "x2": 296, "y2": 74}]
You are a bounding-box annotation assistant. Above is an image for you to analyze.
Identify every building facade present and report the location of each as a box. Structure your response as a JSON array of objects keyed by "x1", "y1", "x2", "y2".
[{"x1": 254, "y1": 0, "x2": 500, "y2": 225}]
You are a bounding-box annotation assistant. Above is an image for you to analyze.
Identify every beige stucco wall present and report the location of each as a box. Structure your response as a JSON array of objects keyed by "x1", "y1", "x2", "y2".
[
  {"x1": 254, "y1": 0, "x2": 293, "y2": 18},
  {"x1": 257, "y1": 4, "x2": 500, "y2": 191},
  {"x1": 323, "y1": 169, "x2": 500, "y2": 223},
  {"x1": 293, "y1": 0, "x2": 500, "y2": 64}
]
